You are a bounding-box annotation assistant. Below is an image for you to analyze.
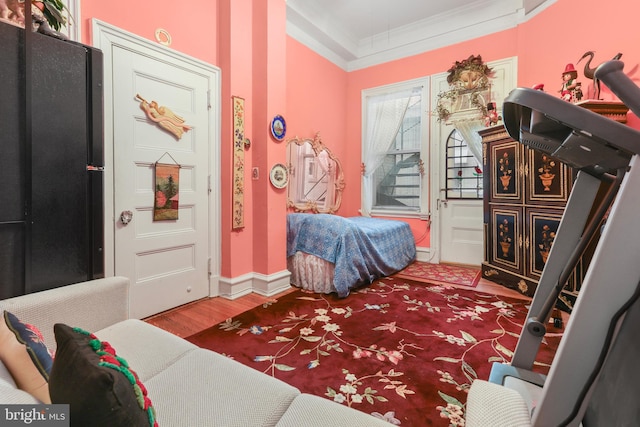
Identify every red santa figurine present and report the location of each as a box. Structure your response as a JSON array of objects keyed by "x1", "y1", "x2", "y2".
[
  {"x1": 485, "y1": 102, "x2": 501, "y2": 127},
  {"x1": 560, "y1": 63, "x2": 579, "y2": 102}
]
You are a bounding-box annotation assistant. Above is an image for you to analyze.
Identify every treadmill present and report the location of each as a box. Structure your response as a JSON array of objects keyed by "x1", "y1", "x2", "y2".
[{"x1": 485, "y1": 60, "x2": 640, "y2": 426}]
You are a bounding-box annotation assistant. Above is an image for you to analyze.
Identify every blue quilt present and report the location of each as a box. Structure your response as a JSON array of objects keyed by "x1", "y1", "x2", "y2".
[{"x1": 287, "y1": 213, "x2": 416, "y2": 297}]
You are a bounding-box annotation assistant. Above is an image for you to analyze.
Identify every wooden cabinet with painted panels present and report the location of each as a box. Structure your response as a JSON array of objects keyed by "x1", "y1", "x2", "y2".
[{"x1": 480, "y1": 100, "x2": 628, "y2": 310}]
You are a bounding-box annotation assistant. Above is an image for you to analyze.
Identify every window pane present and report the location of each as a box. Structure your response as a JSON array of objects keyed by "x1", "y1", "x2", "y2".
[
  {"x1": 373, "y1": 152, "x2": 421, "y2": 210},
  {"x1": 363, "y1": 79, "x2": 428, "y2": 216},
  {"x1": 445, "y1": 130, "x2": 483, "y2": 199},
  {"x1": 389, "y1": 95, "x2": 421, "y2": 151},
  {"x1": 373, "y1": 93, "x2": 422, "y2": 210}
]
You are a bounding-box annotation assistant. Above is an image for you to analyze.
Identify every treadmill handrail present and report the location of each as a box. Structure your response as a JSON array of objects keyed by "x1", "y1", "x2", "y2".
[
  {"x1": 596, "y1": 60, "x2": 640, "y2": 120},
  {"x1": 503, "y1": 88, "x2": 640, "y2": 157}
]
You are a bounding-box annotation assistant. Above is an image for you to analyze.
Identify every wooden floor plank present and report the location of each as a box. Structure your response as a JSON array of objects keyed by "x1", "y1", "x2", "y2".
[{"x1": 144, "y1": 289, "x2": 294, "y2": 338}]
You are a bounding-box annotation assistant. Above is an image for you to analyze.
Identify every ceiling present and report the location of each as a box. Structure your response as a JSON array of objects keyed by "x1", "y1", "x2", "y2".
[{"x1": 286, "y1": 0, "x2": 554, "y2": 71}]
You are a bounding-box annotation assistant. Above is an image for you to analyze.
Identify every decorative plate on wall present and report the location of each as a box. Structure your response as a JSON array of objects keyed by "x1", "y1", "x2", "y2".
[
  {"x1": 270, "y1": 115, "x2": 286, "y2": 141},
  {"x1": 269, "y1": 163, "x2": 289, "y2": 189}
]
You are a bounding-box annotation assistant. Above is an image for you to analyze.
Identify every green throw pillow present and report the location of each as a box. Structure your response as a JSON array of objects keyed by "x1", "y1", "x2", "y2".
[{"x1": 49, "y1": 324, "x2": 157, "y2": 427}]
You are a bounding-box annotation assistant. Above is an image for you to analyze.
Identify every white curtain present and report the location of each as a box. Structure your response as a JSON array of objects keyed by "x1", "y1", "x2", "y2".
[
  {"x1": 451, "y1": 118, "x2": 485, "y2": 164},
  {"x1": 362, "y1": 89, "x2": 414, "y2": 216}
]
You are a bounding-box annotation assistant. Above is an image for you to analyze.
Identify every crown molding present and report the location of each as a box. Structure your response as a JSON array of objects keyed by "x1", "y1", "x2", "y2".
[{"x1": 286, "y1": 0, "x2": 556, "y2": 72}]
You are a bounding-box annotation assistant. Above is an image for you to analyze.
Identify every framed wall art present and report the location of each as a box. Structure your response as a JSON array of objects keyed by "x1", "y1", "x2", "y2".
[
  {"x1": 154, "y1": 161, "x2": 180, "y2": 221},
  {"x1": 232, "y1": 96, "x2": 245, "y2": 229}
]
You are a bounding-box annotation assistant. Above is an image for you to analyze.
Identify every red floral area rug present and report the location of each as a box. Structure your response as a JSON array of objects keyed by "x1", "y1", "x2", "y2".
[
  {"x1": 394, "y1": 262, "x2": 481, "y2": 287},
  {"x1": 186, "y1": 277, "x2": 562, "y2": 426}
]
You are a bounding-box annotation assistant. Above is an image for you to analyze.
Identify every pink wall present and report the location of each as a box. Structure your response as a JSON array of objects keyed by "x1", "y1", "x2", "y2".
[
  {"x1": 285, "y1": 38, "x2": 349, "y2": 214},
  {"x1": 76, "y1": 0, "x2": 640, "y2": 279},
  {"x1": 250, "y1": 0, "x2": 288, "y2": 275},
  {"x1": 517, "y1": 1, "x2": 640, "y2": 100},
  {"x1": 218, "y1": 0, "x2": 256, "y2": 278},
  {"x1": 81, "y1": 0, "x2": 218, "y2": 64}
]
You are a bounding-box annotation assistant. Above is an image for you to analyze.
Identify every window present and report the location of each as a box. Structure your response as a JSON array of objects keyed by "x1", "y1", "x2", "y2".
[
  {"x1": 362, "y1": 79, "x2": 429, "y2": 216},
  {"x1": 445, "y1": 129, "x2": 483, "y2": 199}
]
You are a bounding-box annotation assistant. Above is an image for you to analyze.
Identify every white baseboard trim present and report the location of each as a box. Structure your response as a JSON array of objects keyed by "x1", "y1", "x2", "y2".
[
  {"x1": 415, "y1": 246, "x2": 433, "y2": 263},
  {"x1": 218, "y1": 269, "x2": 292, "y2": 300},
  {"x1": 252, "y1": 270, "x2": 292, "y2": 297},
  {"x1": 218, "y1": 273, "x2": 254, "y2": 300}
]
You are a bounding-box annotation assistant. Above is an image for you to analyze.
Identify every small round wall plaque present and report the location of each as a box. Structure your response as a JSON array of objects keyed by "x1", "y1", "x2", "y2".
[
  {"x1": 270, "y1": 115, "x2": 286, "y2": 141},
  {"x1": 269, "y1": 163, "x2": 289, "y2": 189}
]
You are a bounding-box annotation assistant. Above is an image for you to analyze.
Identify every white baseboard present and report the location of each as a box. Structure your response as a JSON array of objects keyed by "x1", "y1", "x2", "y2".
[
  {"x1": 252, "y1": 270, "x2": 292, "y2": 296},
  {"x1": 218, "y1": 269, "x2": 292, "y2": 300},
  {"x1": 415, "y1": 246, "x2": 434, "y2": 263}
]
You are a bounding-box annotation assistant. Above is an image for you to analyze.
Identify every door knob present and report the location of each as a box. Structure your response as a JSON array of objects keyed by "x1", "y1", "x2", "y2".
[{"x1": 120, "y1": 210, "x2": 133, "y2": 225}]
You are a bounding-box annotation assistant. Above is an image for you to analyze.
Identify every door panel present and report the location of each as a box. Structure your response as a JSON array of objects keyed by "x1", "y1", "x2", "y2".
[
  {"x1": 439, "y1": 199, "x2": 483, "y2": 265},
  {"x1": 112, "y1": 46, "x2": 210, "y2": 319}
]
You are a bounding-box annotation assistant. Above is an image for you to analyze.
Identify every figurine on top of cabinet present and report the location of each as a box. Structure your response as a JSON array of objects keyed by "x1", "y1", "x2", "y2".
[
  {"x1": 485, "y1": 102, "x2": 501, "y2": 127},
  {"x1": 559, "y1": 63, "x2": 581, "y2": 102}
]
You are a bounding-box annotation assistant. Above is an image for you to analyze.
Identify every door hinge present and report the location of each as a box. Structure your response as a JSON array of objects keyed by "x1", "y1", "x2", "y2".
[
  {"x1": 208, "y1": 258, "x2": 212, "y2": 276},
  {"x1": 207, "y1": 90, "x2": 212, "y2": 110},
  {"x1": 207, "y1": 175, "x2": 212, "y2": 194}
]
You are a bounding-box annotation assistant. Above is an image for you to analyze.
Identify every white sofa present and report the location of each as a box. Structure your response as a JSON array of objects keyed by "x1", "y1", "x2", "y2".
[{"x1": 0, "y1": 276, "x2": 392, "y2": 426}]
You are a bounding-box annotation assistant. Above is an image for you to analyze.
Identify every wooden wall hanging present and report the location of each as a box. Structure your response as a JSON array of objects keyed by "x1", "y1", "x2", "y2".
[
  {"x1": 154, "y1": 154, "x2": 180, "y2": 221},
  {"x1": 136, "y1": 94, "x2": 192, "y2": 140},
  {"x1": 232, "y1": 96, "x2": 245, "y2": 229}
]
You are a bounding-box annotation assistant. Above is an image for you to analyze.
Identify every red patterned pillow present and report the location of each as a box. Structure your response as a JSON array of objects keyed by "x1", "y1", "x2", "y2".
[{"x1": 49, "y1": 324, "x2": 158, "y2": 427}]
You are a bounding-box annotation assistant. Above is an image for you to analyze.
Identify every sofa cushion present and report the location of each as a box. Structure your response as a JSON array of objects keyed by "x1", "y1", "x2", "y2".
[
  {"x1": 0, "y1": 363, "x2": 40, "y2": 404},
  {"x1": 0, "y1": 311, "x2": 52, "y2": 403},
  {"x1": 49, "y1": 324, "x2": 157, "y2": 427},
  {"x1": 0, "y1": 382, "x2": 41, "y2": 404},
  {"x1": 465, "y1": 379, "x2": 532, "y2": 427},
  {"x1": 276, "y1": 393, "x2": 395, "y2": 427},
  {"x1": 143, "y1": 348, "x2": 300, "y2": 426},
  {"x1": 94, "y1": 319, "x2": 198, "y2": 382}
]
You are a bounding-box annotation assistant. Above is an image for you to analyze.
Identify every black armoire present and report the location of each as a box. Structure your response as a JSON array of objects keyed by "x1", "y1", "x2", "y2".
[{"x1": 0, "y1": 21, "x2": 105, "y2": 298}]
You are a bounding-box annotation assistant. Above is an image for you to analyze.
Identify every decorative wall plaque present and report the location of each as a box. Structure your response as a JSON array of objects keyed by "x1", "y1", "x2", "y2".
[
  {"x1": 136, "y1": 94, "x2": 192, "y2": 140},
  {"x1": 232, "y1": 96, "x2": 245, "y2": 229}
]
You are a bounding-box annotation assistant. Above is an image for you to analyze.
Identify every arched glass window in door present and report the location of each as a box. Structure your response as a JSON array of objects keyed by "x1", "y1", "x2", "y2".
[{"x1": 445, "y1": 129, "x2": 483, "y2": 199}]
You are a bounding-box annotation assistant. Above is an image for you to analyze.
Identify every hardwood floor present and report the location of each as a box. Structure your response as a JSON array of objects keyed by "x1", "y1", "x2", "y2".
[
  {"x1": 144, "y1": 274, "x2": 540, "y2": 339},
  {"x1": 144, "y1": 290, "x2": 294, "y2": 339}
]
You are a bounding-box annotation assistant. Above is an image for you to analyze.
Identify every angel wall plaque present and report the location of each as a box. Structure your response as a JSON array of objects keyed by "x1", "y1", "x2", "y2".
[{"x1": 136, "y1": 94, "x2": 192, "y2": 140}]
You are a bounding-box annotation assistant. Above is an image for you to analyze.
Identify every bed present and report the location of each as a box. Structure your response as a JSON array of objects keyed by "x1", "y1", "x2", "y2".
[{"x1": 286, "y1": 213, "x2": 416, "y2": 297}]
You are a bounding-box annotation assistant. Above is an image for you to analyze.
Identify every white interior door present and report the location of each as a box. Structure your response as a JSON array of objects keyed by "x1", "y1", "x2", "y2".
[
  {"x1": 431, "y1": 57, "x2": 517, "y2": 266},
  {"x1": 94, "y1": 21, "x2": 220, "y2": 319}
]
